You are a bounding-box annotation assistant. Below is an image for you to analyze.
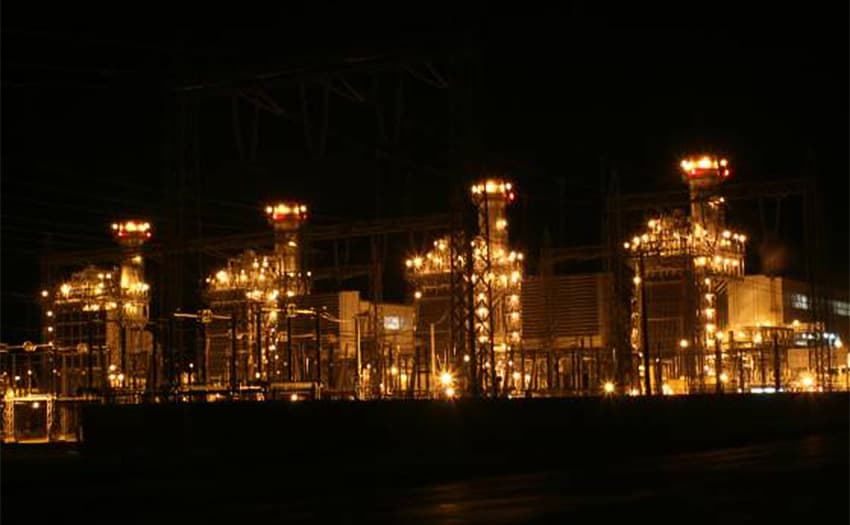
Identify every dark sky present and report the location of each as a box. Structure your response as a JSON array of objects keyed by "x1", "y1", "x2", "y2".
[{"x1": 2, "y1": 2, "x2": 848, "y2": 342}]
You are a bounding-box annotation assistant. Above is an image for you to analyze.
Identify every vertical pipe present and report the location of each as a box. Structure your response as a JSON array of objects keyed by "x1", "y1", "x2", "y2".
[
  {"x1": 255, "y1": 309, "x2": 262, "y2": 382},
  {"x1": 328, "y1": 343, "x2": 335, "y2": 392},
  {"x1": 230, "y1": 316, "x2": 237, "y2": 394},
  {"x1": 287, "y1": 314, "x2": 293, "y2": 382},
  {"x1": 120, "y1": 325, "x2": 127, "y2": 389},
  {"x1": 388, "y1": 345, "x2": 394, "y2": 395},
  {"x1": 826, "y1": 337, "x2": 833, "y2": 392},
  {"x1": 714, "y1": 337, "x2": 722, "y2": 394},
  {"x1": 49, "y1": 344, "x2": 56, "y2": 397},
  {"x1": 639, "y1": 254, "x2": 651, "y2": 395},
  {"x1": 520, "y1": 342, "x2": 525, "y2": 396},
  {"x1": 760, "y1": 339, "x2": 766, "y2": 387},
  {"x1": 773, "y1": 332, "x2": 781, "y2": 392},
  {"x1": 731, "y1": 331, "x2": 742, "y2": 392},
  {"x1": 656, "y1": 343, "x2": 663, "y2": 395},
  {"x1": 151, "y1": 323, "x2": 158, "y2": 395},
  {"x1": 466, "y1": 240, "x2": 478, "y2": 398},
  {"x1": 100, "y1": 342, "x2": 109, "y2": 402},
  {"x1": 87, "y1": 321, "x2": 94, "y2": 393},
  {"x1": 355, "y1": 315, "x2": 362, "y2": 399},
  {"x1": 167, "y1": 316, "x2": 175, "y2": 393},
  {"x1": 430, "y1": 323, "x2": 436, "y2": 397},
  {"x1": 315, "y1": 309, "x2": 322, "y2": 385},
  {"x1": 199, "y1": 321, "x2": 207, "y2": 386}
]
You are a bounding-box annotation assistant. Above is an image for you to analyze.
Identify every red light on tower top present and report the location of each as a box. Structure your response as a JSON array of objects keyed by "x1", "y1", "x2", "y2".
[
  {"x1": 111, "y1": 220, "x2": 152, "y2": 246},
  {"x1": 265, "y1": 202, "x2": 308, "y2": 225},
  {"x1": 680, "y1": 156, "x2": 731, "y2": 186}
]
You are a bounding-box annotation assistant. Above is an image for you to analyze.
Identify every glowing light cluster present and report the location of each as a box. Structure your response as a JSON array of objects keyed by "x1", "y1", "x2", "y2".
[
  {"x1": 52, "y1": 267, "x2": 121, "y2": 312},
  {"x1": 404, "y1": 236, "x2": 463, "y2": 299},
  {"x1": 206, "y1": 250, "x2": 307, "y2": 302},
  {"x1": 265, "y1": 202, "x2": 308, "y2": 223},
  {"x1": 111, "y1": 221, "x2": 152, "y2": 242},
  {"x1": 470, "y1": 239, "x2": 524, "y2": 348},
  {"x1": 625, "y1": 214, "x2": 746, "y2": 278},
  {"x1": 470, "y1": 179, "x2": 516, "y2": 201},
  {"x1": 47, "y1": 263, "x2": 150, "y2": 339},
  {"x1": 405, "y1": 238, "x2": 450, "y2": 274},
  {"x1": 680, "y1": 155, "x2": 730, "y2": 181}
]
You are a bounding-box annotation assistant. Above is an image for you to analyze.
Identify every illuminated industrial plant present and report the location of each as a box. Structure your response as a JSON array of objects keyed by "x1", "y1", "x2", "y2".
[
  {"x1": 48, "y1": 220, "x2": 153, "y2": 390},
  {"x1": 0, "y1": 221, "x2": 154, "y2": 442},
  {"x1": 406, "y1": 178, "x2": 524, "y2": 397},
  {"x1": 626, "y1": 157, "x2": 746, "y2": 394},
  {"x1": 204, "y1": 202, "x2": 311, "y2": 386},
  {"x1": 2, "y1": 161, "x2": 847, "y2": 445}
]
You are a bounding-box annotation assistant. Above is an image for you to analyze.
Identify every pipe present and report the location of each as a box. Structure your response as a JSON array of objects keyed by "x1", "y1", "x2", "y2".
[
  {"x1": 430, "y1": 323, "x2": 436, "y2": 397},
  {"x1": 315, "y1": 309, "x2": 322, "y2": 385},
  {"x1": 87, "y1": 320, "x2": 94, "y2": 393},
  {"x1": 714, "y1": 336, "x2": 722, "y2": 394},
  {"x1": 230, "y1": 316, "x2": 237, "y2": 394},
  {"x1": 255, "y1": 309, "x2": 262, "y2": 382},
  {"x1": 355, "y1": 315, "x2": 362, "y2": 399},
  {"x1": 639, "y1": 253, "x2": 651, "y2": 395},
  {"x1": 773, "y1": 332, "x2": 781, "y2": 392},
  {"x1": 287, "y1": 313, "x2": 293, "y2": 382},
  {"x1": 151, "y1": 322, "x2": 158, "y2": 395}
]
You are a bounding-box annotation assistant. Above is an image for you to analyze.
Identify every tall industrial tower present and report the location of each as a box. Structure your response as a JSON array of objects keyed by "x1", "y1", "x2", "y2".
[
  {"x1": 626, "y1": 156, "x2": 746, "y2": 394},
  {"x1": 469, "y1": 179, "x2": 524, "y2": 397},
  {"x1": 206, "y1": 202, "x2": 310, "y2": 385},
  {"x1": 46, "y1": 220, "x2": 153, "y2": 392},
  {"x1": 405, "y1": 179, "x2": 524, "y2": 398},
  {"x1": 265, "y1": 202, "x2": 310, "y2": 298}
]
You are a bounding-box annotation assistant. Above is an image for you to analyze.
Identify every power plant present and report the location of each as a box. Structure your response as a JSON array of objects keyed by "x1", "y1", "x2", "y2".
[{"x1": 1, "y1": 159, "x2": 847, "y2": 443}]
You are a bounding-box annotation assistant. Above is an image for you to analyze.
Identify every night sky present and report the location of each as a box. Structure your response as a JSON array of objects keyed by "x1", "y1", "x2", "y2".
[{"x1": 2, "y1": 2, "x2": 848, "y2": 342}]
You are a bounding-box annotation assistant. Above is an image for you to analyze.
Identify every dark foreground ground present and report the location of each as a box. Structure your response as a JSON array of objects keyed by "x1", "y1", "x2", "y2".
[{"x1": 3, "y1": 394, "x2": 848, "y2": 524}]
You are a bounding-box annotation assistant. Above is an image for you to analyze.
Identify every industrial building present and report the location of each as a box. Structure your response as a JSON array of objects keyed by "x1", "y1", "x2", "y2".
[
  {"x1": 624, "y1": 157, "x2": 846, "y2": 395},
  {"x1": 406, "y1": 178, "x2": 524, "y2": 398},
  {"x1": 2, "y1": 220, "x2": 154, "y2": 441},
  {"x1": 1, "y1": 159, "x2": 847, "y2": 444},
  {"x1": 200, "y1": 203, "x2": 416, "y2": 400}
]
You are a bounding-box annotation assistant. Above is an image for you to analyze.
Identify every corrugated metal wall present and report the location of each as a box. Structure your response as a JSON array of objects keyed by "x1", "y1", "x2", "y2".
[
  {"x1": 522, "y1": 273, "x2": 610, "y2": 348},
  {"x1": 645, "y1": 279, "x2": 689, "y2": 358}
]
